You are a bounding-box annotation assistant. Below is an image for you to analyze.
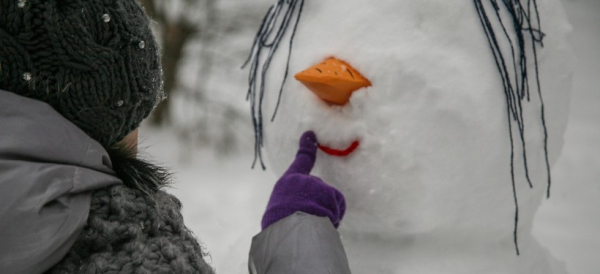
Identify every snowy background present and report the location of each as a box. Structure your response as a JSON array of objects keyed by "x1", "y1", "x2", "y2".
[{"x1": 139, "y1": 0, "x2": 600, "y2": 273}]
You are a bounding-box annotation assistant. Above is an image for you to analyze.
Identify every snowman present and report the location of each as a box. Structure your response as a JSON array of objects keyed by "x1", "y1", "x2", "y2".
[{"x1": 244, "y1": 0, "x2": 573, "y2": 273}]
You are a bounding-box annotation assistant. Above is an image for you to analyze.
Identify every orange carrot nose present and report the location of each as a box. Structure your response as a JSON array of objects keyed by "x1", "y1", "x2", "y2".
[{"x1": 294, "y1": 57, "x2": 371, "y2": 105}]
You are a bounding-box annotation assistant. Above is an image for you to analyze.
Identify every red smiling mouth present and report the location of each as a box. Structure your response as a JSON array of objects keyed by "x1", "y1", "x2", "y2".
[{"x1": 318, "y1": 140, "x2": 360, "y2": 157}]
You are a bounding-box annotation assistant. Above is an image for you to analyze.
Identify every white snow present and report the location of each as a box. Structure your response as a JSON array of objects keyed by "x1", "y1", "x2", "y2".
[
  {"x1": 256, "y1": 0, "x2": 571, "y2": 272},
  {"x1": 532, "y1": 1, "x2": 600, "y2": 273},
  {"x1": 140, "y1": 0, "x2": 600, "y2": 273}
]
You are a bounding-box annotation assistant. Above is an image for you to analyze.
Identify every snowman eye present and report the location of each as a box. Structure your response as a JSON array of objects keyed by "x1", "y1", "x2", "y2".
[{"x1": 295, "y1": 57, "x2": 371, "y2": 105}]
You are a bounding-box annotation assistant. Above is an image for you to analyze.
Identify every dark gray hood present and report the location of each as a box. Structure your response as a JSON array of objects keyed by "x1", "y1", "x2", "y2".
[{"x1": 0, "y1": 90, "x2": 121, "y2": 274}]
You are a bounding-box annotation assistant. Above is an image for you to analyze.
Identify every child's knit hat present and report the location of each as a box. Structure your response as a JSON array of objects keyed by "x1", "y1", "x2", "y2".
[{"x1": 0, "y1": 0, "x2": 164, "y2": 147}]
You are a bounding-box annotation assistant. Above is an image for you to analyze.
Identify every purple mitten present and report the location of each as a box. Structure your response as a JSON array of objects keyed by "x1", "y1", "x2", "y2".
[{"x1": 261, "y1": 131, "x2": 346, "y2": 230}]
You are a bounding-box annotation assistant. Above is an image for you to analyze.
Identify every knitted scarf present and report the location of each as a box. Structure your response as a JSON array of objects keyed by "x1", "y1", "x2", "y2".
[{"x1": 46, "y1": 147, "x2": 214, "y2": 274}]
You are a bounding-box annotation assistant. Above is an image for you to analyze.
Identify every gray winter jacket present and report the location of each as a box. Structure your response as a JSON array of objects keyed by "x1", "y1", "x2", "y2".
[
  {"x1": 0, "y1": 89, "x2": 350, "y2": 273},
  {"x1": 0, "y1": 90, "x2": 213, "y2": 274},
  {"x1": 249, "y1": 211, "x2": 352, "y2": 274},
  {"x1": 0, "y1": 90, "x2": 121, "y2": 273}
]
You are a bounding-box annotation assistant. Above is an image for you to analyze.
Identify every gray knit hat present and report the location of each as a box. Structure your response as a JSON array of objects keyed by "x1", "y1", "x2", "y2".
[{"x1": 0, "y1": 0, "x2": 164, "y2": 147}]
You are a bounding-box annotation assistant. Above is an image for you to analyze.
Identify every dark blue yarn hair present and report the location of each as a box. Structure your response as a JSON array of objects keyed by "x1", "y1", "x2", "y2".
[
  {"x1": 244, "y1": 0, "x2": 549, "y2": 256},
  {"x1": 474, "y1": 0, "x2": 548, "y2": 256},
  {"x1": 242, "y1": 0, "x2": 305, "y2": 170}
]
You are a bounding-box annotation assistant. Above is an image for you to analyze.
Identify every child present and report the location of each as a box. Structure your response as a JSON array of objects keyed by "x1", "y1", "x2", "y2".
[{"x1": 0, "y1": 1, "x2": 348, "y2": 273}]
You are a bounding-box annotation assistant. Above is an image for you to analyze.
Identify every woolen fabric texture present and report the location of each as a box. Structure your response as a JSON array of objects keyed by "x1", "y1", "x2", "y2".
[
  {"x1": 261, "y1": 131, "x2": 346, "y2": 230},
  {"x1": 42, "y1": 117, "x2": 214, "y2": 273},
  {"x1": 0, "y1": 0, "x2": 163, "y2": 148},
  {"x1": 47, "y1": 183, "x2": 214, "y2": 274}
]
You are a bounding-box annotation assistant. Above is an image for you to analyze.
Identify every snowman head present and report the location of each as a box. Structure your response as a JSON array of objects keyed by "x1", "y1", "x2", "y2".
[{"x1": 245, "y1": 0, "x2": 572, "y2": 251}]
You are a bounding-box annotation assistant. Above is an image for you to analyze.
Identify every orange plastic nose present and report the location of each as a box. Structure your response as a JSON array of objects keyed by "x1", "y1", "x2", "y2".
[{"x1": 294, "y1": 57, "x2": 371, "y2": 105}]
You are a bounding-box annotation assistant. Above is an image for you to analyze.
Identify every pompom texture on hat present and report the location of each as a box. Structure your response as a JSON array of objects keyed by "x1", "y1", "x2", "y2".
[{"x1": 0, "y1": 0, "x2": 163, "y2": 147}]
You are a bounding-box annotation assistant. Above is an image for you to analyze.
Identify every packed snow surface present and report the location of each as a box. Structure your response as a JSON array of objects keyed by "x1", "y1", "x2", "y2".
[{"x1": 255, "y1": 0, "x2": 572, "y2": 273}]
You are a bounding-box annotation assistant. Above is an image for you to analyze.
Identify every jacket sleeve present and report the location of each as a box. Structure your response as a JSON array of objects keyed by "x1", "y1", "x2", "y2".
[{"x1": 248, "y1": 211, "x2": 352, "y2": 274}]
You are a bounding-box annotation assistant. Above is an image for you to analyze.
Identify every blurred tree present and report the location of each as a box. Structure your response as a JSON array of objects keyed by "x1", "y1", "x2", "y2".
[
  {"x1": 137, "y1": 0, "x2": 271, "y2": 156},
  {"x1": 138, "y1": 0, "x2": 216, "y2": 125}
]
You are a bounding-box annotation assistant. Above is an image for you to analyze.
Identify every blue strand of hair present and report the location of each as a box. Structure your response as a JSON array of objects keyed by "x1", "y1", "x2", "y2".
[
  {"x1": 242, "y1": 0, "x2": 305, "y2": 170},
  {"x1": 474, "y1": 0, "x2": 548, "y2": 256}
]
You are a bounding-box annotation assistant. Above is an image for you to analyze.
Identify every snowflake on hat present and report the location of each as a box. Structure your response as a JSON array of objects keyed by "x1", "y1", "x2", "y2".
[{"x1": 0, "y1": 0, "x2": 165, "y2": 148}]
